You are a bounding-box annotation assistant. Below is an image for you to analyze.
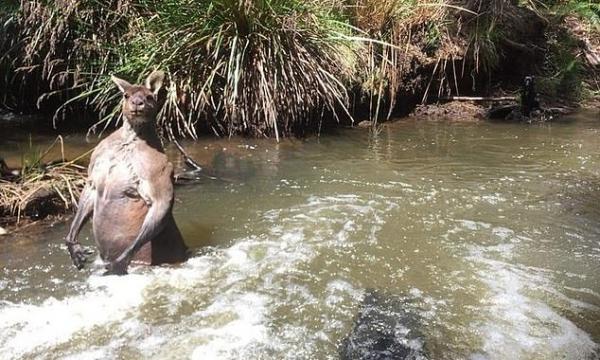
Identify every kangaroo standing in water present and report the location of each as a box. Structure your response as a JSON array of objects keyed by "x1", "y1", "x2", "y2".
[{"x1": 65, "y1": 71, "x2": 187, "y2": 275}]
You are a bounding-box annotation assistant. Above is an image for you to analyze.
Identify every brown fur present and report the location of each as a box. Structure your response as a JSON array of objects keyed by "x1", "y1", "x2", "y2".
[{"x1": 65, "y1": 71, "x2": 187, "y2": 274}]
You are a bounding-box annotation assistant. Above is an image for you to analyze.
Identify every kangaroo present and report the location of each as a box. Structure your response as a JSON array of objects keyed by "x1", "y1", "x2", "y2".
[{"x1": 65, "y1": 71, "x2": 188, "y2": 275}]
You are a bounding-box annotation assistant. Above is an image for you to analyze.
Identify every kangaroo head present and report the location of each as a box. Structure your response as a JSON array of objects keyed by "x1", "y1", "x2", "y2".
[{"x1": 111, "y1": 71, "x2": 165, "y2": 127}]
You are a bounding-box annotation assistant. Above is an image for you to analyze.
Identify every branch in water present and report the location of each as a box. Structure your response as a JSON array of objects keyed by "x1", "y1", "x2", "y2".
[{"x1": 172, "y1": 138, "x2": 203, "y2": 171}]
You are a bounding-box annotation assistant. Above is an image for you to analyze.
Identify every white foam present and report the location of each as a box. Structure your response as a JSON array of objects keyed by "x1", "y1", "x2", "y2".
[
  {"x1": 470, "y1": 255, "x2": 599, "y2": 359},
  {"x1": 0, "y1": 194, "x2": 391, "y2": 359},
  {"x1": 458, "y1": 219, "x2": 492, "y2": 231},
  {"x1": 191, "y1": 293, "x2": 271, "y2": 360},
  {"x1": 62, "y1": 348, "x2": 109, "y2": 360},
  {"x1": 0, "y1": 273, "x2": 151, "y2": 360}
]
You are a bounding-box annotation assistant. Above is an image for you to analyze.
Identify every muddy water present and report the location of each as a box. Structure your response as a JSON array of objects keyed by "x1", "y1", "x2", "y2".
[{"x1": 1, "y1": 111, "x2": 600, "y2": 359}]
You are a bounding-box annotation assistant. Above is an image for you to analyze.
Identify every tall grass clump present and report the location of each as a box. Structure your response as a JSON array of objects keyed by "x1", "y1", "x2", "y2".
[
  {"x1": 1, "y1": 1, "x2": 135, "y2": 117},
  {"x1": 0, "y1": 1, "x2": 19, "y2": 108},
  {"x1": 349, "y1": 0, "x2": 458, "y2": 122},
  {"x1": 2, "y1": 0, "x2": 358, "y2": 139},
  {"x1": 458, "y1": 0, "x2": 504, "y2": 76},
  {"x1": 115, "y1": 0, "x2": 357, "y2": 139}
]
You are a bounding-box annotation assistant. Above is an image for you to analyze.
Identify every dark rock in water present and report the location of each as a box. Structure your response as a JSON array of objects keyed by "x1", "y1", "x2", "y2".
[
  {"x1": 24, "y1": 187, "x2": 63, "y2": 220},
  {"x1": 488, "y1": 105, "x2": 570, "y2": 123},
  {"x1": 340, "y1": 289, "x2": 426, "y2": 360},
  {"x1": 487, "y1": 104, "x2": 519, "y2": 120}
]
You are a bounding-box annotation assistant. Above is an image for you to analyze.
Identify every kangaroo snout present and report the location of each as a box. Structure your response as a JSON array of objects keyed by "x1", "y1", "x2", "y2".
[{"x1": 129, "y1": 94, "x2": 146, "y2": 112}]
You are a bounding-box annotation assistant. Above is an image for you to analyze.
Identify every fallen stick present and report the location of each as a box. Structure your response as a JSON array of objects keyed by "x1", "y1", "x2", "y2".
[
  {"x1": 440, "y1": 96, "x2": 517, "y2": 102},
  {"x1": 172, "y1": 138, "x2": 203, "y2": 171},
  {"x1": 170, "y1": 138, "x2": 225, "y2": 183}
]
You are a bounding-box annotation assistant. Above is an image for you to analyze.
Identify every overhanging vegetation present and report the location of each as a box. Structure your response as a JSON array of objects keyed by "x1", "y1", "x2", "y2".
[{"x1": 0, "y1": 0, "x2": 598, "y2": 138}]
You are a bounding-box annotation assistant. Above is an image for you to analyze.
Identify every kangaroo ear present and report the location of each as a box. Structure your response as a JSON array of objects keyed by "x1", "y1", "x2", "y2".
[
  {"x1": 111, "y1": 75, "x2": 132, "y2": 94},
  {"x1": 145, "y1": 70, "x2": 165, "y2": 95}
]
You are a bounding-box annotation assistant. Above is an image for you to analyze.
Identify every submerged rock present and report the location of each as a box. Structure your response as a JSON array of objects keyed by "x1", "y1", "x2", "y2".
[
  {"x1": 0, "y1": 226, "x2": 7, "y2": 235},
  {"x1": 340, "y1": 289, "x2": 427, "y2": 360}
]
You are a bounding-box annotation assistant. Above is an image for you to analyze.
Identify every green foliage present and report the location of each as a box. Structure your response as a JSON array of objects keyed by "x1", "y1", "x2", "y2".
[
  {"x1": 558, "y1": 0, "x2": 600, "y2": 29},
  {"x1": 0, "y1": 3, "x2": 18, "y2": 108},
  {"x1": 466, "y1": 17, "x2": 501, "y2": 74},
  {"x1": 528, "y1": 0, "x2": 599, "y2": 101},
  {"x1": 0, "y1": 1, "x2": 18, "y2": 13},
  {"x1": 19, "y1": 135, "x2": 44, "y2": 178},
  {"x1": 0, "y1": 0, "x2": 595, "y2": 137},
  {"x1": 2, "y1": 0, "x2": 358, "y2": 138},
  {"x1": 114, "y1": 0, "x2": 356, "y2": 138},
  {"x1": 538, "y1": 28, "x2": 584, "y2": 101}
]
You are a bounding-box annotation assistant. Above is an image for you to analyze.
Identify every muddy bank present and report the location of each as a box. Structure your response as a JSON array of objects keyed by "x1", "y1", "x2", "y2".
[{"x1": 410, "y1": 102, "x2": 487, "y2": 122}]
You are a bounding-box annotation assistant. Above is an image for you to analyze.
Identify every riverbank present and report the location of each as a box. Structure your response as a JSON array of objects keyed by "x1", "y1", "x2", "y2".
[
  {"x1": 0, "y1": 135, "x2": 87, "y2": 229},
  {"x1": 1, "y1": 0, "x2": 598, "y2": 138}
]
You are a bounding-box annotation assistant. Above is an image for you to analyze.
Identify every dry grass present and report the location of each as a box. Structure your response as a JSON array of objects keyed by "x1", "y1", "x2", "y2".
[
  {"x1": 350, "y1": 0, "x2": 464, "y2": 125},
  {"x1": 4, "y1": 0, "x2": 358, "y2": 139},
  {"x1": 0, "y1": 137, "x2": 88, "y2": 224}
]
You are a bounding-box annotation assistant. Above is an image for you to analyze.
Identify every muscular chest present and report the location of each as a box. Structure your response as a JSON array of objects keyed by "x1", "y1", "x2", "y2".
[
  {"x1": 90, "y1": 140, "x2": 166, "y2": 200},
  {"x1": 91, "y1": 152, "x2": 137, "y2": 198}
]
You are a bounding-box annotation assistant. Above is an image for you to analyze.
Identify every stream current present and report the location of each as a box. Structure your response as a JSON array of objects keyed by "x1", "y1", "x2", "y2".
[{"x1": 1, "y1": 111, "x2": 600, "y2": 359}]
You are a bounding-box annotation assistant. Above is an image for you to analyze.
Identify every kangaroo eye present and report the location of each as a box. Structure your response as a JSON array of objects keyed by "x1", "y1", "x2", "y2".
[
  {"x1": 146, "y1": 95, "x2": 154, "y2": 101},
  {"x1": 124, "y1": 93, "x2": 130, "y2": 99}
]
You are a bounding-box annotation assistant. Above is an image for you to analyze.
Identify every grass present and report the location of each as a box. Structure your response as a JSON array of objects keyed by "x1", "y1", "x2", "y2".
[
  {"x1": 530, "y1": 0, "x2": 600, "y2": 101},
  {"x1": 3, "y1": 0, "x2": 359, "y2": 139},
  {"x1": 348, "y1": 0, "x2": 457, "y2": 128},
  {"x1": 0, "y1": 0, "x2": 597, "y2": 139},
  {"x1": 0, "y1": 2, "x2": 19, "y2": 108},
  {"x1": 540, "y1": 29, "x2": 584, "y2": 100}
]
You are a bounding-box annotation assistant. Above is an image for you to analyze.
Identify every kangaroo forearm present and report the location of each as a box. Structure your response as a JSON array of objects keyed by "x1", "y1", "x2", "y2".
[
  {"x1": 66, "y1": 186, "x2": 94, "y2": 244},
  {"x1": 115, "y1": 204, "x2": 169, "y2": 263}
]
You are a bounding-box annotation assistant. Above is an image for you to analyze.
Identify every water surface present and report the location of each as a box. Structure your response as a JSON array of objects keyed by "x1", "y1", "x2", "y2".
[{"x1": 1, "y1": 111, "x2": 600, "y2": 359}]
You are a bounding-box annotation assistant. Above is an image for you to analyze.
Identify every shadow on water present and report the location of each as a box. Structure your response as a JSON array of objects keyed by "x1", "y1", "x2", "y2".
[{"x1": 340, "y1": 289, "x2": 426, "y2": 360}]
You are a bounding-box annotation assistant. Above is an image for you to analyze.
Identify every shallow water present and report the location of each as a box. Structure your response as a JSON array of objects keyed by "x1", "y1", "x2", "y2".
[{"x1": 1, "y1": 111, "x2": 600, "y2": 359}]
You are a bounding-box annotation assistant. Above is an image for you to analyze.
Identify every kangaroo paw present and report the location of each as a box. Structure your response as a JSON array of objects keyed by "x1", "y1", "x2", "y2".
[{"x1": 67, "y1": 243, "x2": 90, "y2": 270}]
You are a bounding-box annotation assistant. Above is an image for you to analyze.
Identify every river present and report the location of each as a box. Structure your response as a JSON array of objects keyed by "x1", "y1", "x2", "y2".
[{"x1": 1, "y1": 111, "x2": 599, "y2": 359}]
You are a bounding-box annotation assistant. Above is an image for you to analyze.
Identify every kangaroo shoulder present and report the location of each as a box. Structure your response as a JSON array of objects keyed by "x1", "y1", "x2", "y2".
[{"x1": 88, "y1": 130, "x2": 123, "y2": 173}]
